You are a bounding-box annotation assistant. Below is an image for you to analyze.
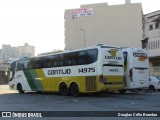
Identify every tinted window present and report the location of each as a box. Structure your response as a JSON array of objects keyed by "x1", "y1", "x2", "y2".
[
  {"x1": 78, "y1": 51, "x2": 87, "y2": 65},
  {"x1": 42, "y1": 56, "x2": 53, "y2": 68},
  {"x1": 86, "y1": 49, "x2": 98, "y2": 64},
  {"x1": 16, "y1": 48, "x2": 98, "y2": 70},
  {"x1": 17, "y1": 59, "x2": 30, "y2": 71},
  {"x1": 10, "y1": 61, "x2": 16, "y2": 73},
  {"x1": 53, "y1": 55, "x2": 64, "y2": 67},
  {"x1": 33, "y1": 58, "x2": 43, "y2": 69},
  {"x1": 64, "y1": 52, "x2": 78, "y2": 66},
  {"x1": 78, "y1": 49, "x2": 98, "y2": 65}
]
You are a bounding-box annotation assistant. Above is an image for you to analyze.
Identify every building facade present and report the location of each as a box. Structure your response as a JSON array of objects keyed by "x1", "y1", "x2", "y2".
[
  {"x1": 0, "y1": 43, "x2": 35, "y2": 62},
  {"x1": 0, "y1": 62, "x2": 10, "y2": 85},
  {"x1": 18, "y1": 43, "x2": 35, "y2": 58},
  {"x1": 142, "y1": 10, "x2": 160, "y2": 76},
  {"x1": 0, "y1": 45, "x2": 18, "y2": 63},
  {"x1": 0, "y1": 43, "x2": 35, "y2": 84},
  {"x1": 65, "y1": 2, "x2": 143, "y2": 50}
]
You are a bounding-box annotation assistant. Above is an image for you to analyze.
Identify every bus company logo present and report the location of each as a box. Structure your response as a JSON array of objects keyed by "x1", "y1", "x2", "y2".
[
  {"x1": 108, "y1": 49, "x2": 118, "y2": 56},
  {"x1": 133, "y1": 52, "x2": 147, "y2": 61}
]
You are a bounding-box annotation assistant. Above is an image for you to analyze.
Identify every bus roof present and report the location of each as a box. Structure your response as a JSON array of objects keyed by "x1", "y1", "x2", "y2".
[
  {"x1": 13, "y1": 45, "x2": 121, "y2": 61},
  {"x1": 122, "y1": 47, "x2": 146, "y2": 51}
]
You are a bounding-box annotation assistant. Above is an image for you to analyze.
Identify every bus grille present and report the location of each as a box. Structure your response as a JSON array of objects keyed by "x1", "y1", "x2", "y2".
[{"x1": 85, "y1": 76, "x2": 97, "y2": 91}]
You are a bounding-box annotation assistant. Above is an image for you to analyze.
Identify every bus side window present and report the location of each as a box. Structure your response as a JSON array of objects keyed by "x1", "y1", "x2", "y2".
[
  {"x1": 78, "y1": 49, "x2": 98, "y2": 65},
  {"x1": 53, "y1": 55, "x2": 64, "y2": 67},
  {"x1": 64, "y1": 52, "x2": 78, "y2": 66},
  {"x1": 28, "y1": 59, "x2": 34, "y2": 69},
  {"x1": 86, "y1": 49, "x2": 98, "y2": 64},
  {"x1": 17, "y1": 60, "x2": 24, "y2": 71},
  {"x1": 42, "y1": 56, "x2": 53, "y2": 68},
  {"x1": 78, "y1": 51, "x2": 87, "y2": 65},
  {"x1": 35, "y1": 58, "x2": 43, "y2": 69},
  {"x1": 24, "y1": 59, "x2": 30, "y2": 69}
]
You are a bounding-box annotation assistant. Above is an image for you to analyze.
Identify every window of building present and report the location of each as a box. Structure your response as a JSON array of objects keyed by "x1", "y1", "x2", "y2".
[
  {"x1": 155, "y1": 41, "x2": 156, "y2": 49},
  {"x1": 151, "y1": 41, "x2": 153, "y2": 49},
  {"x1": 149, "y1": 24, "x2": 153, "y2": 30},
  {"x1": 153, "y1": 62, "x2": 160, "y2": 67},
  {"x1": 148, "y1": 42, "x2": 150, "y2": 50},
  {"x1": 154, "y1": 68, "x2": 159, "y2": 73},
  {"x1": 155, "y1": 41, "x2": 157, "y2": 49},
  {"x1": 155, "y1": 22, "x2": 159, "y2": 29}
]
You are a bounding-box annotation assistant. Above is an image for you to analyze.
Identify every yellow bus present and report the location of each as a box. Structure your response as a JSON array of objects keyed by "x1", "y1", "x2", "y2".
[{"x1": 9, "y1": 45, "x2": 124, "y2": 96}]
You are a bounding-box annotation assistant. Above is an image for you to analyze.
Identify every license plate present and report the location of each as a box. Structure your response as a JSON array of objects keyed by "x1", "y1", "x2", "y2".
[{"x1": 139, "y1": 70, "x2": 144, "y2": 73}]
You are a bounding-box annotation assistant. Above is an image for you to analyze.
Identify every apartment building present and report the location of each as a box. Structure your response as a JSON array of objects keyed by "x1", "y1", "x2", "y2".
[
  {"x1": 0, "y1": 45, "x2": 18, "y2": 62},
  {"x1": 0, "y1": 43, "x2": 35, "y2": 62},
  {"x1": 18, "y1": 43, "x2": 35, "y2": 58},
  {"x1": 142, "y1": 10, "x2": 160, "y2": 76}
]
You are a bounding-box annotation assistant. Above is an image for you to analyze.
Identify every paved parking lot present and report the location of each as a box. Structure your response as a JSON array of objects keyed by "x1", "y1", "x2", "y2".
[{"x1": 0, "y1": 85, "x2": 160, "y2": 120}]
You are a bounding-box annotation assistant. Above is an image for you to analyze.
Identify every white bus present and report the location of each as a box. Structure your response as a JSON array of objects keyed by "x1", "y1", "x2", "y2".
[
  {"x1": 9, "y1": 45, "x2": 124, "y2": 96},
  {"x1": 119, "y1": 48, "x2": 149, "y2": 93}
]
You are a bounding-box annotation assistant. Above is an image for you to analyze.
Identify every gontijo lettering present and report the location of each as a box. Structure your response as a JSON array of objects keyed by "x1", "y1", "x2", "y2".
[{"x1": 48, "y1": 69, "x2": 71, "y2": 75}]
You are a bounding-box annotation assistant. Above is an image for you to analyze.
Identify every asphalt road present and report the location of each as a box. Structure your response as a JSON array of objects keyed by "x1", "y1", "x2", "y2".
[{"x1": 0, "y1": 85, "x2": 160, "y2": 120}]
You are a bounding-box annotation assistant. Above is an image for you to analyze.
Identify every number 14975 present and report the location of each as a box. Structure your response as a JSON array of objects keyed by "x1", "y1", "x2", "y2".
[{"x1": 78, "y1": 67, "x2": 95, "y2": 73}]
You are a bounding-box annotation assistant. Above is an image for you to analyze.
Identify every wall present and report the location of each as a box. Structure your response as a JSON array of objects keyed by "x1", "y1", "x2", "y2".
[{"x1": 65, "y1": 3, "x2": 143, "y2": 50}]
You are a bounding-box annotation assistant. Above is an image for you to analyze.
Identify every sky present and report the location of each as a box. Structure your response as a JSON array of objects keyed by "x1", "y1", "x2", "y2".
[{"x1": 0, "y1": 0, "x2": 160, "y2": 55}]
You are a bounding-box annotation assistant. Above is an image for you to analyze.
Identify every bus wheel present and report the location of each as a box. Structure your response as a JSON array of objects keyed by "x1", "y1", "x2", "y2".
[
  {"x1": 59, "y1": 83, "x2": 69, "y2": 96},
  {"x1": 149, "y1": 85, "x2": 155, "y2": 91},
  {"x1": 119, "y1": 89, "x2": 126, "y2": 94},
  {"x1": 17, "y1": 83, "x2": 24, "y2": 93},
  {"x1": 70, "y1": 83, "x2": 79, "y2": 96}
]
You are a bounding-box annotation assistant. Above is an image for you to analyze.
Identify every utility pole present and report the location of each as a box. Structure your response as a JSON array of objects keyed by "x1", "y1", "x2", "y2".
[{"x1": 80, "y1": 29, "x2": 86, "y2": 47}]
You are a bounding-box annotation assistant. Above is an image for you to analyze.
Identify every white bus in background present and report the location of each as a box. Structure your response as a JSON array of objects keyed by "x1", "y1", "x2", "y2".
[{"x1": 119, "y1": 48, "x2": 149, "y2": 93}]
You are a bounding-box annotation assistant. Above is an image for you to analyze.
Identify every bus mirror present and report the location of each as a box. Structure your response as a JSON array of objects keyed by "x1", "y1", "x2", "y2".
[
  {"x1": 5, "y1": 68, "x2": 9, "y2": 76},
  {"x1": 5, "y1": 71, "x2": 8, "y2": 76}
]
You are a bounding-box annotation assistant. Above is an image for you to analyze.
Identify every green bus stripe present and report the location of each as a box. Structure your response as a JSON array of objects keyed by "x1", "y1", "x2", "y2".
[
  {"x1": 30, "y1": 70, "x2": 44, "y2": 91},
  {"x1": 23, "y1": 70, "x2": 38, "y2": 91}
]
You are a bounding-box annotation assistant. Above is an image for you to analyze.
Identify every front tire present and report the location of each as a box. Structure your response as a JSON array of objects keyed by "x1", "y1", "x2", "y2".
[
  {"x1": 17, "y1": 83, "x2": 24, "y2": 93},
  {"x1": 70, "y1": 83, "x2": 79, "y2": 96}
]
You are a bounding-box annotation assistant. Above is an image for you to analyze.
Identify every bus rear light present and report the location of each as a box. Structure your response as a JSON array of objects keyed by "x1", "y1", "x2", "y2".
[
  {"x1": 129, "y1": 69, "x2": 132, "y2": 77},
  {"x1": 158, "y1": 81, "x2": 160, "y2": 85},
  {"x1": 129, "y1": 69, "x2": 133, "y2": 82},
  {"x1": 99, "y1": 75, "x2": 104, "y2": 83}
]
